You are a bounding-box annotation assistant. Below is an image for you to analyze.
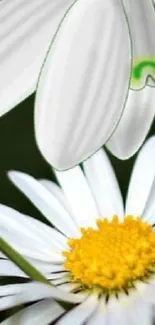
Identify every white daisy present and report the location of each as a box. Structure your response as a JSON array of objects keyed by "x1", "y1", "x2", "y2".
[{"x1": 1, "y1": 136, "x2": 155, "y2": 325}]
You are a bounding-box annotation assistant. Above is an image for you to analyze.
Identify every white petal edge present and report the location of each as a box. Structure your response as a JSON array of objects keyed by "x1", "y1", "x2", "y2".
[
  {"x1": 125, "y1": 136, "x2": 155, "y2": 216},
  {"x1": 106, "y1": 87, "x2": 155, "y2": 159},
  {"x1": 83, "y1": 149, "x2": 124, "y2": 221}
]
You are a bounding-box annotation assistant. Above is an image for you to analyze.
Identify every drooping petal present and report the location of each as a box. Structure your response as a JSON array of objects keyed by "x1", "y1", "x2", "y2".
[
  {"x1": 0, "y1": 0, "x2": 74, "y2": 117},
  {"x1": 123, "y1": 0, "x2": 155, "y2": 90},
  {"x1": 34, "y1": 0, "x2": 131, "y2": 170},
  {"x1": 0, "y1": 300, "x2": 65, "y2": 325},
  {"x1": 125, "y1": 136, "x2": 155, "y2": 216},
  {"x1": 83, "y1": 149, "x2": 124, "y2": 220},
  {"x1": 106, "y1": 86, "x2": 155, "y2": 159}
]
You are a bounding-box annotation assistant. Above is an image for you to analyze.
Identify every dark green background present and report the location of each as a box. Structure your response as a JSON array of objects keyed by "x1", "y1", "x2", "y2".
[{"x1": 0, "y1": 94, "x2": 154, "y2": 222}]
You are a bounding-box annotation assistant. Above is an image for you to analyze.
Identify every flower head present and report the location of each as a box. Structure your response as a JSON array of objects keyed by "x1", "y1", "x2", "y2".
[{"x1": 1, "y1": 136, "x2": 155, "y2": 324}]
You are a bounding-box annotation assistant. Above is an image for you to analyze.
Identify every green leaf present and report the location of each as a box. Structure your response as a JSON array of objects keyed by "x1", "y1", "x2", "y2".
[{"x1": 0, "y1": 237, "x2": 50, "y2": 284}]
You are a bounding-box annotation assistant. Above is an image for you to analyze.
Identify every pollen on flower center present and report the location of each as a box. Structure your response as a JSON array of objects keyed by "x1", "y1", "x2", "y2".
[{"x1": 63, "y1": 216, "x2": 155, "y2": 292}]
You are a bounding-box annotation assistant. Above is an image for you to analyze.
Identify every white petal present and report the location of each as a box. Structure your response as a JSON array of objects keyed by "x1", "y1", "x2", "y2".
[
  {"x1": 142, "y1": 177, "x2": 155, "y2": 225},
  {"x1": 0, "y1": 300, "x2": 65, "y2": 325},
  {"x1": 0, "y1": 204, "x2": 67, "y2": 249},
  {"x1": 0, "y1": 282, "x2": 67, "y2": 298},
  {"x1": 58, "y1": 283, "x2": 81, "y2": 293},
  {"x1": 122, "y1": 0, "x2": 155, "y2": 90},
  {"x1": 0, "y1": 283, "x2": 26, "y2": 297},
  {"x1": 125, "y1": 136, "x2": 155, "y2": 216},
  {"x1": 83, "y1": 149, "x2": 124, "y2": 220},
  {"x1": 0, "y1": 0, "x2": 75, "y2": 117},
  {"x1": 56, "y1": 294, "x2": 99, "y2": 325},
  {"x1": 0, "y1": 282, "x2": 85, "y2": 311},
  {"x1": 34, "y1": 0, "x2": 131, "y2": 170},
  {"x1": 0, "y1": 260, "x2": 29, "y2": 278},
  {"x1": 128, "y1": 300, "x2": 152, "y2": 325},
  {"x1": 142, "y1": 282, "x2": 155, "y2": 304},
  {"x1": 0, "y1": 204, "x2": 67, "y2": 262},
  {"x1": 55, "y1": 166, "x2": 99, "y2": 228},
  {"x1": 8, "y1": 171, "x2": 79, "y2": 237},
  {"x1": 106, "y1": 87, "x2": 155, "y2": 159},
  {"x1": 39, "y1": 179, "x2": 73, "y2": 214},
  {"x1": 27, "y1": 259, "x2": 64, "y2": 273},
  {"x1": 86, "y1": 298, "x2": 108, "y2": 325},
  {"x1": 0, "y1": 259, "x2": 64, "y2": 279},
  {"x1": 1, "y1": 233, "x2": 64, "y2": 263},
  {"x1": 47, "y1": 273, "x2": 68, "y2": 281}
]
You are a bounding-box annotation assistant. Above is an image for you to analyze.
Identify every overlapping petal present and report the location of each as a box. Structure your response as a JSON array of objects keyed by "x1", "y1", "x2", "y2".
[
  {"x1": 34, "y1": 0, "x2": 131, "y2": 170},
  {"x1": 106, "y1": 86, "x2": 155, "y2": 159}
]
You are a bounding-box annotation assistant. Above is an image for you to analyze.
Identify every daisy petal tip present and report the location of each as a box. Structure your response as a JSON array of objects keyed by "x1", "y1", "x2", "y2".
[
  {"x1": 7, "y1": 170, "x2": 21, "y2": 181},
  {"x1": 106, "y1": 87, "x2": 155, "y2": 160}
]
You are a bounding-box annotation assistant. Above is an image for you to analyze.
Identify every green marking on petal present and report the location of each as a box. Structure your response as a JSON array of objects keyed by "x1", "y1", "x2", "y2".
[{"x1": 131, "y1": 57, "x2": 155, "y2": 88}]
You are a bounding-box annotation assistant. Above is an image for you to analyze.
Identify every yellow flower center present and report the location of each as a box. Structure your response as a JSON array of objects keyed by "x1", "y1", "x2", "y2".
[{"x1": 63, "y1": 216, "x2": 155, "y2": 293}]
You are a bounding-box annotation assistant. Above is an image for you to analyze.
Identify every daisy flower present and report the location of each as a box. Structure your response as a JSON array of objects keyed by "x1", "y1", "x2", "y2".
[{"x1": 1, "y1": 136, "x2": 155, "y2": 325}]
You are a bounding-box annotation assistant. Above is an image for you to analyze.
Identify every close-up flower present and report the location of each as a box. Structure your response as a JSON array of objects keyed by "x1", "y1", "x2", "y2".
[{"x1": 1, "y1": 136, "x2": 155, "y2": 324}]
